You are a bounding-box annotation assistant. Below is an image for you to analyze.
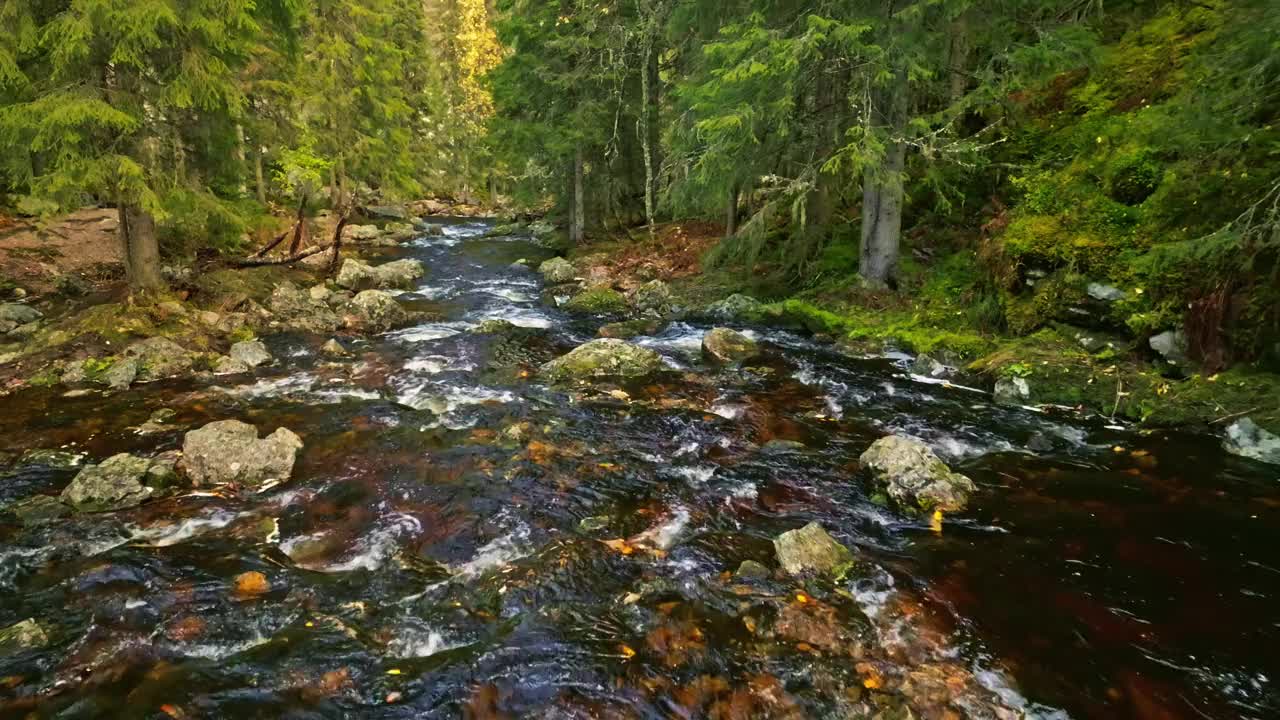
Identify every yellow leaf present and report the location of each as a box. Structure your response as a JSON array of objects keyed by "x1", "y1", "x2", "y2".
[
  {"x1": 386, "y1": 668, "x2": 402, "y2": 676},
  {"x1": 602, "y1": 539, "x2": 635, "y2": 556},
  {"x1": 930, "y1": 510, "x2": 944, "y2": 534},
  {"x1": 618, "y1": 644, "x2": 636, "y2": 659}
]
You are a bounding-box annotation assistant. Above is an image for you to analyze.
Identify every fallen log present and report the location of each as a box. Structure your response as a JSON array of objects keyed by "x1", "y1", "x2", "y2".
[{"x1": 231, "y1": 243, "x2": 333, "y2": 267}]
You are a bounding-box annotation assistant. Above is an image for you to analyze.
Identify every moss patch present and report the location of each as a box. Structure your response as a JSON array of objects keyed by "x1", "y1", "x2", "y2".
[{"x1": 563, "y1": 287, "x2": 628, "y2": 315}]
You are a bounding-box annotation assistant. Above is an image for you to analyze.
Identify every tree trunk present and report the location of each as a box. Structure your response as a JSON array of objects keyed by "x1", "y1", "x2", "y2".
[
  {"x1": 254, "y1": 144, "x2": 267, "y2": 204},
  {"x1": 571, "y1": 143, "x2": 585, "y2": 245},
  {"x1": 118, "y1": 203, "x2": 164, "y2": 292},
  {"x1": 726, "y1": 183, "x2": 740, "y2": 238},
  {"x1": 640, "y1": 42, "x2": 657, "y2": 240},
  {"x1": 859, "y1": 140, "x2": 905, "y2": 288},
  {"x1": 234, "y1": 124, "x2": 248, "y2": 197},
  {"x1": 948, "y1": 12, "x2": 972, "y2": 103},
  {"x1": 808, "y1": 66, "x2": 842, "y2": 231}
]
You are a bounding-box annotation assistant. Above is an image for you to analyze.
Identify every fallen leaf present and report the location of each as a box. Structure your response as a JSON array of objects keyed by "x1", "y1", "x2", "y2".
[{"x1": 233, "y1": 571, "x2": 270, "y2": 598}]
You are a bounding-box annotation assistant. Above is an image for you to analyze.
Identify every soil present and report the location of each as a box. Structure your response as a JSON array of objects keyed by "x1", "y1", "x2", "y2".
[{"x1": 0, "y1": 208, "x2": 125, "y2": 297}]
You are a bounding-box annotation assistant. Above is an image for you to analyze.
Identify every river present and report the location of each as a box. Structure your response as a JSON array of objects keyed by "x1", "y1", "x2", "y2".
[{"x1": 1, "y1": 220, "x2": 1277, "y2": 719}]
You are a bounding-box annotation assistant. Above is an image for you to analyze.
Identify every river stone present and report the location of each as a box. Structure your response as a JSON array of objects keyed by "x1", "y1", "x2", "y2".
[
  {"x1": 345, "y1": 224, "x2": 382, "y2": 241},
  {"x1": 229, "y1": 340, "x2": 272, "y2": 368},
  {"x1": 993, "y1": 376, "x2": 1031, "y2": 405},
  {"x1": 124, "y1": 337, "x2": 195, "y2": 381},
  {"x1": 910, "y1": 354, "x2": 951, "y2": 378},
  {"x1": 345, "y1": 290, "x2": 412, "y2": 332},
  {"x1": 735, "y1": 559, "x2": 771, "y2": 580},
  {"x1": 859, "y1": 435, "x2": 977, "y2": 513},
  {"x1": 702, "y1": 327, "x2": 759, "y2": 364},
  {"x1": 540, "y1": 339, "x2": 665, "y2": 383},
  {"x1": 598, "y1": 318, "x2": 665, "y2": 339},
  {"x1": 1224, "y1": 418, "x2": 1280, "y2": 465},
  {"x1": 1087, "y1": 282, "x2": 1127, "y2": 302},
  {"x1": 538, "y1": 257, "x2": 576, "y2": 284},
  {"x1": 529, "y1": 220, "x2": 556, "y2": 238},
  {"x1": 214, "y1": 355, "x2": 252, "y2": 375},
  {"x1": 365, "y1": 205, "x2": 408, "y2": 221},
  {"x1": 630, "y1": 280, "x2": 673, "y2": 314},
  {"x1": 181, "y1": 420, "x2": 303, "y2": 489},
  {"x1": 7, "y1": 494, "x2": 70, "y2": 526},
  {"x1": 1149, "y1": 329, "x2": 1190, "y2": 368},
  {"x1": 336, "y1": 259, "x2": 424, "y2": 291},
  {"x1": 0, "y1": 303, "x2": 41, "y2": 326},
  {"x1": 704, "y1": 294, "x2": 766, "y2": 322},
  {"x1": 773, "y1": 522, "x2": 853, "y2": 576},
  {"x1": 60, "y1": 453, "x2": 158, "y2": 512},
  {"x1": 321, "y1": 338, "x2": 350, "y2": 357},
  {"x1": 0, "y1": 619, "x2": 49, "y2": 657},
  {"x1": 18, "y1": 448, "x2": 84, "y2": 468},
  {"x1": 564, "y1": 287, "x2": 628, "y2": 315},
  {"x1": 102, "y1": 357, "x2": 139, "y2": 390},
  {"x1": 471, "y1": 319, "x2": 519, "y2": 335},
  {"x1": 269, "y1": 282, "x2": 342, "y2": 333}
]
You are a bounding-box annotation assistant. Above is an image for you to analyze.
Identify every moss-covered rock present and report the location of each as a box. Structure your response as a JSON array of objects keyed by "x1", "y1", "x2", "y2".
[
  {"x1": 773, "y1": 522, "x2": 853, "y2": 576},
  {"x1": 859, "y1": 436, "x2": 976, "y2": 513},
  {"x1": 702, "y1": 327, "x2": 759, "y2": 364},
  {"x1": 563, "y1": 287, "x2": 628, "y2": 315},
  {"x1": 540, "y1": 339, "x2": 664, "y2": 383}
]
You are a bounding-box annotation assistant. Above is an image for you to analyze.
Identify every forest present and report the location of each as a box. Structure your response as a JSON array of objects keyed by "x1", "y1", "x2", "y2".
[{"x1": 1, "y1": 1, "x2": 1279, "y2": 719}]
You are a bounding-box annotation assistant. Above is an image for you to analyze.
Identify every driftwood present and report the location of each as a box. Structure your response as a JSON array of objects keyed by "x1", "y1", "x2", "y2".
[
  {"x1": 231, "y1": 243, "x2": 333, "y2": 267},
  {"x1": 287, "y1": 196, "x2": 308, "y2": 255},
  {"x1": 327, "y1": 213, "x2": 351, "y2": 276},
  {"x1": 252, "y1": 229, "x2": 290, "y2": 258}
]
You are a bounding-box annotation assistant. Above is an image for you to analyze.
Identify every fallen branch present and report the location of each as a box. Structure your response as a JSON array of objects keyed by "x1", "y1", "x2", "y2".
[
  {"x1": 287, "y1": 195, "x2": 308, "y2": 255},
  {"x1": 1210, "y1": 406, "x2": 1260, "y2": 425},
  {"x1": 327, "y1": 213, "x2": 350, "y2": 276},
  {"x1": 252, "y1": 228, "x2": 291, "y2": 258},
  {"x1": 231, "y1": 243, "x2": 332, "y2": 267}
]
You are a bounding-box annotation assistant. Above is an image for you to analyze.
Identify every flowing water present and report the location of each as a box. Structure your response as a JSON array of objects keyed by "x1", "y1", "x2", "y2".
[{"x1": 1, "y1": 221, "x2": 1278, "y2": 719}]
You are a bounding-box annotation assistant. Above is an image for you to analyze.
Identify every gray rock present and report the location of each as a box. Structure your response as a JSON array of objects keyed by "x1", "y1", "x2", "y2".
[
  {"x1": 345, "y1": 290, "x2": 413, "y2": 332},
  {"x1": 180, "y1": 420, "x2": 303, "y2": 489},
  {"x1": 102, "y1": 357, "x2": 139, "y2": 390},
  {"x1": 335, "y1": 258, "x2": 424, "y2": 291},
  {"x1": 704, "y1": 294, "x2": 766, "y2": 322},
  {"x1": 0, "y1": 619, "x2": 49, "y2": 657},
  {"x1": 993, "y1": 376, "x2": 1031, "y2": 405},
  {"x1": 365, "y1": 205, "x2": 408, "y2": 220},
  {"x1": 761, "y1": 439, "x2": 807, "y2": 455},
  {"x1": 735, "y1": 559, "x2": 771, "y2": 580},
  {"x1": 773, "y1": 522, "x2": 853, "y2": 576},
  {"x1": 345, "y1": 224, "x2": 382, "y2": 241},
  {"x1": 0, "y1": 303, "x2": 42, "y2": 326},
  {"x1": 1224, "y1": 418, "x2": 1280, "y2": 466},
  {"x1": 540, "y1": 339, "x2": 665, "y2": 383},
  {"x1": 383, "y1": 222, "x2": 416, "y2": 240},
  {"x1": 0, "y1": 318, "x2": 16, "y2": 334},
  {"x1": 630, "y1": 280, "x2": 673, "y2": 314},
  {"x1": 1087, "y1": 282, "x2": 1127, "y2": 302},
  {"x1": 124, "y1": 337, "x2": 196, "y2": 381},
  {"x1": 910, "y1": 354, "x2": 952, "y2": 378},
  {"x1": 60, "y1": 453, "x2": 160, "y2": 512},
  {"x1": 309, "y1": 285, "x2": 333, "y2": 303},
  {"x1": 321, "y1": 338, "x2": 350, "y2": 357},
  {"x1": 18, "y1": 448, "x2": 84, "y2": 468},
  {"x1": 1149, "y1": 330, "x2": 1189, "y2": 368},
  {"x1": 597, "y1": 319, "x2": 666, "y2": 339},
  {"x1": 213, "y1": 355, "x2": 252, "y2": 375},
  {"x1": 230, "y1": 340, "x2": 272, "y2": 368},
  {"x1": 470, "y1": 319, "x2": 518, "y2": 335},
  {"x1": 859, "y1": 435, "x2": 977, "y2": 513},
  {"x1": 6, "y1": 495, "x2": 69, "y2": 526},
  {"x1": 529, "y1": 220, "x2": 556, "y2": 237},
  {"x1": 538, "y1": 257, "x2": 576, "y2": 284},
  {"x1": 702, "y1": 327, "x2": 760, "y2": 364},
  {"x1": 269, "y1": 282, "x2": 342, "y2": 333}
]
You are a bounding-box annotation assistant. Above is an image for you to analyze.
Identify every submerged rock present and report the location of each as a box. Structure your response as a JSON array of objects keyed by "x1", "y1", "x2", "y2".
[
  {"x1": 909, "y1": 353, "x2": 952, "y2": 379},
  {"x1": 773, "y1": 522, "x2": 853, "y2": 576},
  {"x1": 1224, "y1": 418, "x2": 1280, "y2": 465},
  {"x1": 6, "y1": 494, "x2": 69, "y2": 526},
  {"x1": 124, "y1": 337, "x2": 196, "y2": 381},
  {"x1": 471, "y1": 319, "x2": 519, "y2": 335},
  {"x1": 60, "y1": 453, "x2": 166, "y2": 512},
  {"x1": 345, "y1": 290, "x2": 413, "y2": 332},
  {"x1": 735, "y1": 559, "x2": 771, "y2": 580},
  {"x1": 0, "y1": 618, "x2": 48, "y2": 657},
  {"x1": 702, "y1": 327, "x2": 760, "y2": 364},
  {"x1": 704, "y1": 293, "x2": 766, "y2": 322},
  {"x1": 213, "y1": 355, "x2": 252, "y2": 375},
  {"x1": 229, "y1": 340, "x2": 272, "y2": 368},
  {"x1": 321, "y1": 338, "x2": 351, "y2": 357},
  {"x1": 858, "y1": 435, "x2": 976, "y2": 513},
  {"x1": 102, "y1": 357, "x2": 139, "y2": 390},
  {"x1": 181, "y1": 420, "x2": 303, "y2": 489},
  {"x1": 540, "y1": 339, "x2": 664, "y2": 383},
  {"x1": 563, "y1": 287, "x2": 628, "y2": 315},
  {"x1": 538, "y1": 257, "x2": 576, "y2": 284}
]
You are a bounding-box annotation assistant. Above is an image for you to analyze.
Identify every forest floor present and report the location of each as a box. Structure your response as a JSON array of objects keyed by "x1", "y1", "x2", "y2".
[
  {"x1": 0, "y1": 208, "x2": 126, "y2": 298},
  {"x1": 570, "y1": 221, "x2": 1280, "y2": 436}
]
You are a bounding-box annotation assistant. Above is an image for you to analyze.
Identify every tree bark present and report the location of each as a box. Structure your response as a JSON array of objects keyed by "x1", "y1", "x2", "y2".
[
  {"x1": 234, "y1": 124, "x2": 248, "y2": 197},
  {"x1": 640, "y1": 41, "x2": 657, "y2": 240},
  {"x1": 571, "y1": 143, "x2": 586, "y2": 245},
  {"x1": 725, "y1": 183, "x2": 740, "y2": 238},
  {"x1": 254, "y1": 144, "x2": 267, "y2": 204},
  {"x1": 118, "y1": 203, "x2": 164, "y2": 292},
  {"x1": 948, "y1": 12, "x2": 972, "y2": 103},
  {"x1": 287, "y1": 195, "x2": 308, "y2": 255},
  {"x1": 327, "y1": 214, "x2": 350, "y2": 276}
]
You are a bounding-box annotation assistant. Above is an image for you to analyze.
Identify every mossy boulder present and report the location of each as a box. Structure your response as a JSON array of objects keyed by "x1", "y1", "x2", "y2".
[
  {"x1": 563, "y1": 287, "x2": 628, "y2": 315},
  {"x1": 0, "y1": 619, "x2": 48, "y2": 657},
  {"x1": 344, "y1": 290, "x2": 414, "y2": 332},
  {"x1": 124, "y1": 337, "x2": 197, "y2": 381},
  {"x1": 859, "y1": 435, "x2": 976, "y2": 513},
  {"x1": 60, "y1": 453, "x2": 172, "y2": 512},
  {"x1": 773, "y1": 522, "x2": 853, "y2": 576},
  {"x1": 538, "y1": 257, "x2": 577, "y2": 284},
  {"x1": 630, "y1": 280, "x2": 674, "y2": 315},
  {"x1": 335, "y1": 258, "x2": 425, "y2": 291},
  {"x1": 229, "y1": 339, "x2": 272, "y2": 368},
  {"x1": 702, "y1": 327, "x2": 759, "y2": 364},
  {"x1": 598, "y1": 318, "x2": 666, "y2": 339},
  {"x1": 180, "y1": 420, "x2": 303, "y2": 489},
  {"x1": 704, "y1": 294, "x2": 767, "y2": 323},
  {"x1": 540, "y1": 339, "x2": 665, "y2": 383}
]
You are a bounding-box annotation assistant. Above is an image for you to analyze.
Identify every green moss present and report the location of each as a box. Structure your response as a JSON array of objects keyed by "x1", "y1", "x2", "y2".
[
  {"x1": 563, "y1": 287, "x2": 628, "y2": 315},
  {"x1": 772, "y1": 299, "x2": 994, "y2": 359}
]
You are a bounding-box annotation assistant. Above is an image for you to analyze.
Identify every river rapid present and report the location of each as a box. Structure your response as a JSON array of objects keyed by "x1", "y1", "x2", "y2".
[{"x1": 1, "y1": 220, "x2": 1277, "y2": 719}]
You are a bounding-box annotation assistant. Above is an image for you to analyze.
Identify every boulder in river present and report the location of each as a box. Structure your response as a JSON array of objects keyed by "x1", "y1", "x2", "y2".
[
  {"x1": 704, "y1": 293, "x2": 766, "y2": 323},
  {"x1": 6, "y1": 495, "x2": 69, "y2": 526},
  {"x1": 269, "y1": 282, "x2": 341, "y2": 333},
  {"x1": 344, "y1": 290, "x2": 413, "y2": 332},
  {"x1": 993, "y1": 376, "x2": 1031, "y2": 406},
  {"x1": 540, "y1": 339, "x2": 664, "y2": 383},
  {"x1": 0, "y1": 618, "x2": 48, "y2": 657},
  {"x1": 345, "y1": 224, "x2": 382, "y2": 242},
  {"x1": 60, "y1": 453, "x2": 168, "y2": 512},
  {"x1": 702, "y1": 327, "x2": 759, "y2": 364},
  {"x1": 1224, "y1": 418, "x2": 1280, "y2": 465},
  {"x1": 213, "y1": 355, "x2": 252, "y2": 375},
  {"x1": 563, "y1": 287, "x2": 628, "y2": 315},
  {"x1": 124, "y1": 337, "x2": 196, "y2": 381},
  {"x1": 538, "y1": 257, "x2": 576, "y2": 284},
  {"x1": 858, "y1": 435, "x2": 976, "y2": 513},
  {"x1": 598, "y1": 318, "x2": 665, "y2": 339},
  {"x1": 321, "y1": 338, "x2": 351, "y2": 357},
  {"x1": 629, "y1": 279, "x2": 673, "y2": 315},
  {"x1": 181, "y1": 420, "x2": 303, "y2": 489},
  {"x1": 910, "y1": 353, "x2": 952, "y2": 379},
  {"x1": 229, "y1": 340, "x2": 272, "y2": 368},
  {"x1": 102, "y1": 357, "x2": 139, "y2": 390},
  {"x1": 335, "y1": 258, "x2": 425, "y2": 291},
  {"x1": 773, "y1": 522, "x2": 854, "y2": 576}
]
